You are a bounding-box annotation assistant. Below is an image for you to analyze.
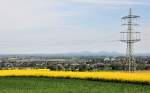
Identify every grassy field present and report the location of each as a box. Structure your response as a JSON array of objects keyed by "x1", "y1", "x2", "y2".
[{"x1": 0, "y1": 77, "x2": 149, "y2": 93}]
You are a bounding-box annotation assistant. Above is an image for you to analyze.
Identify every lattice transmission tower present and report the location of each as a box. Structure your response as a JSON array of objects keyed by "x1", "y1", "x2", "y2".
[{"x1": 120, "y1": 8, "x2": 141, "y2": 71}]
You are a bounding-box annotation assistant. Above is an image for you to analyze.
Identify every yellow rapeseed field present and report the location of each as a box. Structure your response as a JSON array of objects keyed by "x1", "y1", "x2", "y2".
[{"x1": 0, "y1": 69, "x2": 150, "y2": 84}]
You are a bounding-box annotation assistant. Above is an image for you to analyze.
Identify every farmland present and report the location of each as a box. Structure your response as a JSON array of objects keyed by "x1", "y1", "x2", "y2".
[
  {"x1": 0, "y1": 69, "x2": 150, "y2": 93},
  {"x1": 0, "y1": 77, "x2": 149, "y2": 93},
  {"x1": 0, "y1": 69, "x2": 150, "y2": 84}
]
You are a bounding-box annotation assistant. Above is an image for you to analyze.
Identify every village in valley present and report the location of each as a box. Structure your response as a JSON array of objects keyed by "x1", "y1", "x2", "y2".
[{"x1": 0, "y1": 55, "x2": 150, "y2": 71}]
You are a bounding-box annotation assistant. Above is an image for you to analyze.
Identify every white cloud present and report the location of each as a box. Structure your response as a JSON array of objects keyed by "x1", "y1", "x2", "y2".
[
  {"x1": 0, "y1": 0, "x2": 148, "y2": 54},
  {"x1": 0, "y1": 0, "x2": 66, "y2": 30},
  {"x1": 64, "y1": 0, "x2": 145, "y2": 5}
]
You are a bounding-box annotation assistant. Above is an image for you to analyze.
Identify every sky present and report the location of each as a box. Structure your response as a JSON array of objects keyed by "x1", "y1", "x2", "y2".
[{"x1": 0, "y1": 0, "x2": 149, "y2": 54}]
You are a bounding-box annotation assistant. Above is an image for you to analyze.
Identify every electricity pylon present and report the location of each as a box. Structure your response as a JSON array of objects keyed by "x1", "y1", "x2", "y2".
[{"x1": 120, "y1": 8, "x2": 141, "y2": 71}]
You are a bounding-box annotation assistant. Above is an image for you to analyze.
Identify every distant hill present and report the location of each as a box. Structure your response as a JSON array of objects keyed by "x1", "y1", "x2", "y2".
[
  {"x1": 60, "y1": 51, "x2": 123, "y2": 56},
  {"x1": 0, "y1": 51, "x2": 150, "y2": 57}
]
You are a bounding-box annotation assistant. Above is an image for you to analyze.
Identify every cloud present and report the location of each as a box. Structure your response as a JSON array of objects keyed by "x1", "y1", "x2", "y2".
[
  {"x1": 64, "y1": 0, "x2": 146, "y2": 5},
  {"x1": 0, "y1": 0, "x2": 148, "y2": 54},
  {"x1": 0, "y1": 0, "x2": 145, "y2": 31},
  {"x1": 0, "y1": 0, "x2": 69, "y2": 29}
]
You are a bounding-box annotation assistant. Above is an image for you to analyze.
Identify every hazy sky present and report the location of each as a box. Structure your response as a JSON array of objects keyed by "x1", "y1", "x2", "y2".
[{"x1": 0, "y1": 0, "x2": 149, "y2": 54}]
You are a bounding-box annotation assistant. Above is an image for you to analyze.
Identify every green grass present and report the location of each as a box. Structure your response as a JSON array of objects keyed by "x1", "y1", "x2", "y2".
[{"x1": 0, "y1": 77, "x2": 149, "y2": 93}]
